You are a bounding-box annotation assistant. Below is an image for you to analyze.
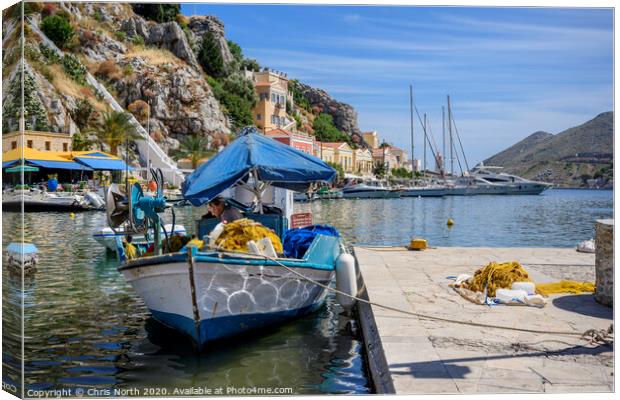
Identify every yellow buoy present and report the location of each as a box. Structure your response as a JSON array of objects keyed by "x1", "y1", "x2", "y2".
[
  {"x1": 447, "y1": 218, "x2": 454, "y2": 226},
  {"x1": 409, "y1": 238, "x2": 428, "y2": 251},
  {"x1": 69, "y1": 213, "x2": 75, "y2": 219}
]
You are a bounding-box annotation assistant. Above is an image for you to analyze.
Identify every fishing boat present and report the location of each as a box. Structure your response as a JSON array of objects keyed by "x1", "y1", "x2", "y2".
[{"x1": 109, "y1": 129, "x2": 356, "y2": 348}]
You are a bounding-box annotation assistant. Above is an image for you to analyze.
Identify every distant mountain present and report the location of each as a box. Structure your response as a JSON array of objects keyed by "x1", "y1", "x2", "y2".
[{"x1": 483, "y1": 112, "x2": 613, "y2": 188}]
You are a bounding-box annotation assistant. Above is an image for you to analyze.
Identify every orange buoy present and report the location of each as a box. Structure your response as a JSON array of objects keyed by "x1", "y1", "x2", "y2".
[{"x1": 148, "y1": 180, "x2": 157, "y2": 192}]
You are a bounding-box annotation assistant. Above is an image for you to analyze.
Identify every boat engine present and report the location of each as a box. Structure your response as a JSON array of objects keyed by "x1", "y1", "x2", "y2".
[{"x1": 105, "y1": 169, "x2": 169, "y2": 255}]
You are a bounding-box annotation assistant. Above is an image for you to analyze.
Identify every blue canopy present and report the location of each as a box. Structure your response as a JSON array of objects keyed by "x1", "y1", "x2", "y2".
[
  {"x1": 3, "y1": 160, "x2": 17, "y2": 168},
  {"x1": 74, "y1": 157, "x2": 132, "y2": 171},
  {"x1": 182, "y1": 128, "x2": 337, "y2": 206},
  {"x1": 28, "y1": 160, "x2": 92, "y2": 171}
]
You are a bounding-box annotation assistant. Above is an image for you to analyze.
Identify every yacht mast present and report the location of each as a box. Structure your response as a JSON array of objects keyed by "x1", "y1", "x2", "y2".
[
  {"x1": 448, "y1": 95, "x2": 453, "y2": 176},
  {"x1": 442, "y1": 106, "x2": 446, "y2": 175},
  {"x1": 409, "y1": 84, "x2": 415, "y2": 186},
  {"x1": 423, "y1": 113, "x2": 427, "y2": 178}
]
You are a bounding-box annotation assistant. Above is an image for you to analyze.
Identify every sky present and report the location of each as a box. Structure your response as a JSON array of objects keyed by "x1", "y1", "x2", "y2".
[{"x1": 181, "y1": 4, "x2": 613, "y2": 166}]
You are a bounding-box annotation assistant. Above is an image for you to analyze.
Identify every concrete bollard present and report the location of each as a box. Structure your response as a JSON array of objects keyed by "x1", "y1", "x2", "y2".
[{"x1": 594, "y1": 219, "x2": 613, "y2": 307}]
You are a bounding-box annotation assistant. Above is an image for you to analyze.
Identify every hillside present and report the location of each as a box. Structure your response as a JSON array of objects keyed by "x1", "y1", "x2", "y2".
[
  {"x1": 2, "y1": 2, "x2": 365, "y2": 170},
  {"x1": 484, "y1": 112, "x2": 613, "y2": 188}
]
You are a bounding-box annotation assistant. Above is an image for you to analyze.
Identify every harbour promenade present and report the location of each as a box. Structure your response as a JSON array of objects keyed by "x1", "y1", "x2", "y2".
[{"x1": 354, "y1": 246, "x2": 613, "y2": 394}]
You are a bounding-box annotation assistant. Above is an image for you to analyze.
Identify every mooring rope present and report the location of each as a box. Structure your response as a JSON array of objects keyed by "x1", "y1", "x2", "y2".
[
  {"x1": 260, "y1": 252, "x2": 611, "y2": 344},
  {"x1": 194, "y1": 243, "x2": 612, "y2": 345}
]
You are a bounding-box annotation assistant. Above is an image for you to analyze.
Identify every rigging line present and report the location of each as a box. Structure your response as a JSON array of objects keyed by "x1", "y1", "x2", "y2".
[
  {"x1": 425, "y1": 123, "x2": 443, "y2": 169},
  {"x1": 451, "y1": 128, "x2": 464, "y2": 176},
  {"x1": 450, "y1": 109, "x2": 471, "y2": 172},
  {"x1": 411, "y1": 100, "x2": 439, "y2": 170}
]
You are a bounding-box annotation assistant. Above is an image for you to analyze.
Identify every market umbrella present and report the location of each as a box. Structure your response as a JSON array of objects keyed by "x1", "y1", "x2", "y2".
[{"x1": 5, "y1": 165, "x2": 39, "y2": 173}]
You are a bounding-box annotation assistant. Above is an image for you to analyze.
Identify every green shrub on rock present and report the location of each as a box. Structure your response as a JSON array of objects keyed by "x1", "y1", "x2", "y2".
[{"x1": 40, "y1": 15, "x2": 75, "y2": 49}]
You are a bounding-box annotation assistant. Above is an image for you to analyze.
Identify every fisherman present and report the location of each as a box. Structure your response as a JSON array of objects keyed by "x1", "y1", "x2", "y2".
[{"x1": 206, "y1": 196, "x2": 242, "y2": 224}]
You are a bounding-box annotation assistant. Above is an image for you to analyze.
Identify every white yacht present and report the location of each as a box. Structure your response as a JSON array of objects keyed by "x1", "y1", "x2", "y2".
[
  {"x1": 444, "y1": 164, "x2": 552, "y2": 195},
  {"x1": 342, "y1": 180, "x2": 399, "y2": 199},
  {"x1": 400, "y1": 182, "x2": 447, "y2": 197},
  {"x1": 469, "y1": 164, "x2": 552, "y2": 195}
]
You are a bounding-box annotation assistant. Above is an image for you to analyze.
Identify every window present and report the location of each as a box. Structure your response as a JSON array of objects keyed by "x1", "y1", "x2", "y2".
[
  {"x1": 256, "y1": 113, "x2": 261, "y2": 120},
  {"x1": 11, "y1": 141, "x2": 17, "y2": 149},
  {"x1": 27, "y1": 140, "x2": 33, "y2": 148},
  {"x1": 45, "y1": 141, "x2": 51, "y2": 151},
  {"x1": 63, "y1": 143, "x2": 68, "y2": 151}
]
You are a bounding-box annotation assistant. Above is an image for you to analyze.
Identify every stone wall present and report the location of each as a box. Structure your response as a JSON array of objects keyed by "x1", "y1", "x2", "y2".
[{"x1": 594, "y1": 219, "x2": 613, "y2": 306}]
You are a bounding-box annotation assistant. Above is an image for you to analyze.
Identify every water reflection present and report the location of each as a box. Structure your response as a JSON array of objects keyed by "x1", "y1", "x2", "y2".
[{"x1": 2, "y1": 208, "x2": 370, "y2": 394}]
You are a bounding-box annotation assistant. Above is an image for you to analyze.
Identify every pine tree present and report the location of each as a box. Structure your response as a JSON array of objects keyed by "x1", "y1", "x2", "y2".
[
  {"x1": 198, "y1": 31, "x2": 226, "y2": 79},
  {"x1": 2, "y1": 70, "x2": 50, "y2": 132}
]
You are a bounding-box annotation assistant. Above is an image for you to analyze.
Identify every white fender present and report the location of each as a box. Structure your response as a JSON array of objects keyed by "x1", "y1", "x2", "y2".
[
  {"x1": 335, "y1": 253, "x2": 357, "y2": 310},
  {"x1": 84, "y1": 192, "x2": 105, "y2": 208}
]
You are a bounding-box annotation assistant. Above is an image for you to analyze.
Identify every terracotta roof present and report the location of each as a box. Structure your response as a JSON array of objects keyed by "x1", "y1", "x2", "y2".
[
  {"x1": 372, "y1": 148, "x2": 390, "y2": 157},
  {"x1": 265, "y1": 128, "x2": 292, "y2": 137}
]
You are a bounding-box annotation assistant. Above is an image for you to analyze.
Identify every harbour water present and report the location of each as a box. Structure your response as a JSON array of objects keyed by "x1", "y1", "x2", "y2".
[
  {"x1": 2, "y1": 189, "x2": 612, "y2": 395},
  {"x1": 297, "y1": 189, "x2": 613, "y2": 247},
  {"x1": 2, "y1": 208, "x2": 370, "y2": 395}
]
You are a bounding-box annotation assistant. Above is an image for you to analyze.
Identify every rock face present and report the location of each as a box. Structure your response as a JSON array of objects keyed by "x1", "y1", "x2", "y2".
[
  {"x1": 291, "y1": 81, "x2": 367, "y2": 147},
  {"x1": 187, "y1": 16, "x2": 234, "y2": 65},
  {"x1": 121, "y1": 19, "x2": 200, "y2": 70},
  {"x1": 114, "y1": 56, "x2": 230, "y2": 147}
]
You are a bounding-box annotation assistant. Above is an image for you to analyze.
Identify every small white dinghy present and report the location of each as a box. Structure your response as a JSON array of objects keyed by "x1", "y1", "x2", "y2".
[{"x1": 92, "y1": 223, "x2": 187, "y2": 252}]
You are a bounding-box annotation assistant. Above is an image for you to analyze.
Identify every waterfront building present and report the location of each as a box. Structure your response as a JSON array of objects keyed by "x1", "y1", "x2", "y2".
[
  {"x1": 251, "y1": 69, "x2": 294, "y2": 132},
  {"x1": 372, "y1": 148, "x2": 399, "y2": 171},
  {"x1": 265, "y1": 128, "x2": 314, "y2": 155},
  {"x1": 3, "y1": 130, "x2": 72, "y2": 153},
  {"x1": 362, "y1": 131, "x2": 380, "y2": 149},
  {"x1": 388, "y1": 146, "x2": 408, "y2": 168},
  {"x1": 320, "y1": 142, "x2": 354, "y2": 172},
  {"x1": 315, "y1": 141, "x2": 335, "y2": 163},
  {"x1": 353, "y1": 148, "x2": 374, "y2": 176}
]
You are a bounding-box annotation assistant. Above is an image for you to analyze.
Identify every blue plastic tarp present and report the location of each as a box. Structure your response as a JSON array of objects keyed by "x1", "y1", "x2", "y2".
[
  {"x1": 28, "y1": 159, "x2": 92, "y2": 171},
  {"x1": 282, "y1": 225, "x2": 340, "y2": 259},
  {"x1": 74, "y1": 157, "x2": 132, "y2": 171},
  {"x1": 2, "y1": 160, "x2": 17, "y2": 168},
  {"x1": 182, "y1": 128, "x2": 337, "y2": 206}
]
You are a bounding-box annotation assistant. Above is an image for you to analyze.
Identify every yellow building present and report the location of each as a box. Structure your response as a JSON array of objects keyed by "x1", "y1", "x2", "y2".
[
  {"x1": 3, "y1": 130, "x2": 72, "y2": 153},
  {"x1": 362, "y1": 131, "x2": 380, "y2": 149},
  {"x1": 316, "y1": 142, "x2": 336, "y2": 163},
  {"x1": 252, "y1": 69, "x2": 293, "y2": 132},
  {"x1": 321, "y1": 142, "x2": 354, "y2": 172},
  {"x1": 353, "y1": 148, "x2": 374, "y2": 176}
]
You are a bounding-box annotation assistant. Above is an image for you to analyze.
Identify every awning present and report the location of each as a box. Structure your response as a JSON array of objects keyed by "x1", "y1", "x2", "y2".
[
  {"x1": 183, "y1": 128, "x2": 336, "y2": 206},
  {"x1": 2, "y1": 160, "x2": 17, "y2": 168},
  {"x1": 27, "y1": 160, "x2": 92, "y2": 171},
  {"x1": 5, "y1": 165, "x2": 39, "y2": 173},
  {"x1": 74, "y1": 157, "x2": 133, "y2": 171}
]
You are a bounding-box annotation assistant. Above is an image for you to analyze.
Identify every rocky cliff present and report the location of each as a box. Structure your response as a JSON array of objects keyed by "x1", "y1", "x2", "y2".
[
  {"x1": 290, "y1": 80, "x2": 368, "y2": 147},
  {"x1": 484, "y1": 112, "x2": 613, "y2": 188},
  {"x1": 2, "y1": 2, "x2": 231, "y2": 157}
]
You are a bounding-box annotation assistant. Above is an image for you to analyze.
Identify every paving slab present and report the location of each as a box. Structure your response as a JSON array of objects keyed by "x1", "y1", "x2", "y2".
[{"x1": 354, "y1": 246, "x2": 613, "y2": 394}]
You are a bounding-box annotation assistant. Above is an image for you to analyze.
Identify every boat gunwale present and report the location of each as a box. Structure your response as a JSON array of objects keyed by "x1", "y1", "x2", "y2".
[{"x1": 118, "y1": 251, "x2": 335, "y2": 272}]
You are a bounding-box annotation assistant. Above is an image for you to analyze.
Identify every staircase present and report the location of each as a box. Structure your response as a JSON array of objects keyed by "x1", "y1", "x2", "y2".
[{"x1": 28, "y1": 18, "x2": 185, "y2": 186}]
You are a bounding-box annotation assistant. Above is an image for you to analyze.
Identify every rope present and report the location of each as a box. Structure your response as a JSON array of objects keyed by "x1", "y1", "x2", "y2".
[{"x1": 195, "y1": 243, "x2": 612, "y2": 343}]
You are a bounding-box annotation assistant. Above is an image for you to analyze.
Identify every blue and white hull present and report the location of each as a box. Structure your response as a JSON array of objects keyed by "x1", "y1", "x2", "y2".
[{"x1": 118, "y1": 236, "x2": 340, "y2": 347}]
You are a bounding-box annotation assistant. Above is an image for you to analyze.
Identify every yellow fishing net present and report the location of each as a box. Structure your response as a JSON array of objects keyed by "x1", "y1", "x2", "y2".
[
  {"x1": 536, "y1": 281, "x2": 595, "y2": 296},
  {"x1": 468, "y1": 261, "x2": 531, "y2": 297},
  {"x1": 215, "y1": 218, "x2": 283, "y2": 253}
]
